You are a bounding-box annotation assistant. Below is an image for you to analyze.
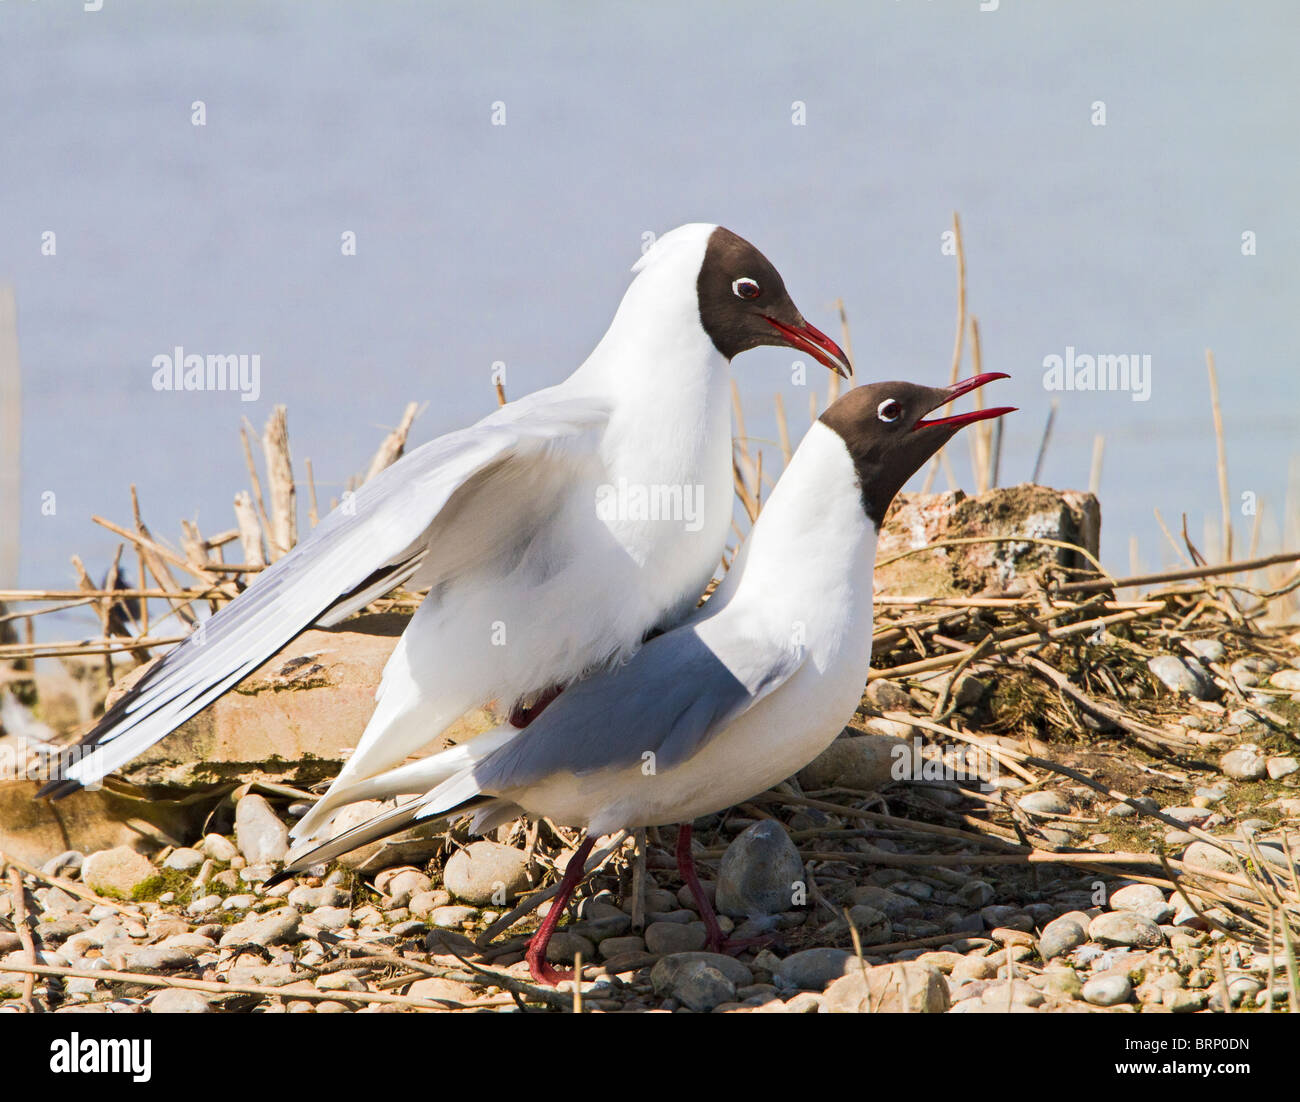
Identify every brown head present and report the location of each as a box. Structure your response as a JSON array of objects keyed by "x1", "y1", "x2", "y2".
[
  {"x1": 819, "y1": 374, "x2": 1016, "y2": 527},
  {"x1": 695, "y1": 227, "x2": 851, "y2": 378}
]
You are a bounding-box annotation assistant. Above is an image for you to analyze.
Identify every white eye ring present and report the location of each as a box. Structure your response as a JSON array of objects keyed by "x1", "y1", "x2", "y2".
[
  {"x1": 731, "y1": 277, "x2": 761, "y2": 300},
  {"x1": 877, "y1": 399, "x2": 902, "y2": 423}
]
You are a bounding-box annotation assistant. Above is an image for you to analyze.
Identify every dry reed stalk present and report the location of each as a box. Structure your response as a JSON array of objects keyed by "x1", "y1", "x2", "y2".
[
  {"x1": 921, "y1": 211, "x2": 966, "y2": 494},
  {"x1": 233, "y1": 490, "x2": 266, "y2": 568},
  {"x1": 1089, "y1": 434, "x2": 1105, "y2": 496},
  {"x1": 1031, "y1": 399, "x2": 1058, "y2": 484},
  {"x1": 1206, "y1": 349, "x2": 1232, "y2": 562},
  {"x1": 364, "y1": 401, "x2": 422, "y2": 483},
  {"x1": 262, "y1": 406, "x2": 297, "y2": 559},
  {"x1": 304, "y1": 457, "x2": 320, "y2": 528},
  {"x1": 773, "y1": 392, "x2": 792, "y2": 466}
]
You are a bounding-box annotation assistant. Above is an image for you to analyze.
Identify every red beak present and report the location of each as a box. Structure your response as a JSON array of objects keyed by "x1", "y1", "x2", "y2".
[
  {"x1": 914, "y1": 372, "x2": 1016, "y2": 431},
  {"x1": 764, "y1": 316, "x2": 853, "y2": 378}
]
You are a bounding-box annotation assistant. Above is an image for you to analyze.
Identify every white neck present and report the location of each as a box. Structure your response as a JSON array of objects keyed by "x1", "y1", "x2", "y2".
[{"x1": 706, "y1": 421, "x2": 877, "y2": 669}]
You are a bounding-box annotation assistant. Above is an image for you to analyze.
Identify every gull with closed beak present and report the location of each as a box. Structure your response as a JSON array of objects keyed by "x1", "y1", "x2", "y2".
[{"x1": 269, "y1": 373, "x2": 1015, "y2": 984}]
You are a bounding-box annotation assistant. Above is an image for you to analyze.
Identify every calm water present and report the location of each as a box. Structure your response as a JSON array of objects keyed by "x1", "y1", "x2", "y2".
[{"x1": 2, "y1": 1, "x2": 1298, "y2": 634}]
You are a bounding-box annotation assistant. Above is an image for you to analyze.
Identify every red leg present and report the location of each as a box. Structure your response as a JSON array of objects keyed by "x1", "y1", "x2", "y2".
[
  {"x1": 525, "y1": 835, "x2": 595, "y2": 986},
  {"x1": 675, "y1": 822, "x2": 770, "y2": 955}
]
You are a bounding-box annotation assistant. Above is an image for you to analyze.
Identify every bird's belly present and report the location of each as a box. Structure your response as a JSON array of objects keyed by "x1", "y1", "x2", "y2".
[{"x1": 514, "y1": 652, "x2": 871, "y2": 835}]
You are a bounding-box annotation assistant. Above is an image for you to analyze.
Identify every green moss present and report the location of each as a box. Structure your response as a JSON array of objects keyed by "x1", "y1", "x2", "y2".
[{"x1": 131, "y1": 867, "x2": 196, "y2": 903}]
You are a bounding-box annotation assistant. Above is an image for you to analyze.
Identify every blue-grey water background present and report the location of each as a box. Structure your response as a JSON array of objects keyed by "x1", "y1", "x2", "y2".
[{"x1": 2, "y1": 1, "x2": 1298, "y2": 637}]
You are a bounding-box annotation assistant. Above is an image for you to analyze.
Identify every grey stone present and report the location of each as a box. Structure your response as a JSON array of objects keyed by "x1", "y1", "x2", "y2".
[
  {"x1": 1088, "y1": 911, "x2": 1163, "y2": 949},
  {"x1": 797, "y1": 735, "x2": 912, "y2": 791},
  {"x1": 599, "y1": 935, "x2": 647, "y2": 960},
  {"x1": 715, "y1": 821, "x2": 803, "y2": 919},
  {"x1": 442, "y1": 841, "x2": 531, "y2": 906},
  {"x1": 1267, "y1": 756, "x2": 1299, "y2": 780},
  {"x1": 428, "y1": 905, "x2": 477, "y2": 928},
  {"x1": 1017, "y1": 791, "x2": 1070, "y2": 817},
  {"x1": 1269, "y1": 669, "x2": 1300, "y2": 691},
  {"x1": 545, "y1": 931, "x2": 595, "y2": 964},
  {"x1": 201, "y1": 834, "x2": 239, "y2": 862},
  {"x1": 1109, "y1": 883, "x2": 1166, "y2": 912},
  {"x1": 1039, "y1": 915, "x2": 1088, "y2": 960},
  {"x1": 644, "y1": 921, "x2": 707, "y2": 955},
  {"x1": 303, "y1": 906, "x2": 352, "y2": 931},
  {"x1": 122, "y1": 946, "x2": 195, "y2": 972},
  {"x1": 407, "y1": 889, "x2": 454, "y2": 917},
  {"x1": 845, "y1": 905, "x2": 892, "y2": 945},
  {"x1": 287, "y1": 885, "x2": 348, "y2": 910},
  {"x1": 81, "y1": 847, "x2": 156, "y2": 899},
  {"x1": 823, "y1": 961, "x2": 949, "y2": 1013},
  {"x1": 650, "y1": 952, "x2": 753, "y2": 991},
  {"x1": 653, "y1": 960, "x2": 735, "y2": 1012},
  {"x1": 773, "y1": 948, "x2": 854, "y2": 991},
  {"x1": 1220, "y1": 746, "x2": 1268, "y2": 780},
  {"x1": 1185, "y1": 640, "x2": 1226, "y2": 664},
  {"x1": 149, "y1": 989, "x2": 211, "y2": 1013},
  {"x1": 162, "y1": 847, "x2": 204, "y2": 873},
  {"x1": 1082, "y1": 974, "x2": 1132, "y2": 1006},
  {"x1": 217, "y1": 907, "x2": 301, "y2": 947},
  {"x1": 234, "y1": 794, "x2": 289, "y2": 865},
  {"x1": 1148, "y1": 656, "x2": 1217, "y2": 699},
  {"x1": 846, "y1": 884, "x2": 921, "y2": 919}
]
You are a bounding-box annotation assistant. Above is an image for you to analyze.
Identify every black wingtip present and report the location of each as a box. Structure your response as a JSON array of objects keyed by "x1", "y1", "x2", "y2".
[
  {"x1": 262, "y1": 868, "x2": 296, "y2": 890},
  {"x1": 37, "y1": 775, "x2": 82, "y2": 800}
]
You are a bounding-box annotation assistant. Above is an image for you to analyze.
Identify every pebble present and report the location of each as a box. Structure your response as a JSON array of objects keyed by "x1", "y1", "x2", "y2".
[
  {"x1": 202, "y1": 834, "x2": 239, "y2": 862},
  {"x1": 1087, "y1": 911, "x2": 1164, "y2": 949},
  {"x1": 1082, "y1": 974, "x2": 1132, "y2": 1006},
  {"x1": 845, "y1": 905, "x2": 892, "y2": 944},
  {"x1": 846, "y1": 884, "x2": 921, "y2": 918},
  {"x1": 1269, "y1": 669, "x2": 1300, "y2": 691},
  {"x1": 162, "y1": 848, "x2": 204, "y2": 873},
  {"x1": 1017, "y1": 791, "x2": 1070, "y2": 817},
  {"x1": 1220, "y1": 745, "x2": 1268, "y2": 780},
  {"x1": 715, "y1": 821, "x2": 802, "y2": 918},
  {"x1": 1038, "y1": 915, "x2": 1088, "y2": 960},
  {"x1": 376, "y1": 868, "x2": 433, "y2": 908},
  {"x1": 288, "y1": 885, "x2": 348, "y2": 910},
  {"x1": 773, "y1": 948, "x2": 854, "y2": 991},
  {"x1": 442, "y1": 842, "x2": 531, "y2": 906},
  {"x1": 407, "y1": 889, "x2": 454, "y2": 917},
  {"x1": 822, "y1": 962, "x2": 949, "y2": 1014},
  {"x1": 80, "y1": 847, "x2": 156, "y2": 899},
  {"x1": 122, "y1": 945, "x2": 196, "y2": 972},
  {"x1": 797, "y1": 735, "x2": 908, "y2": 791},
  {"x1": 1267, "y1": 756, "x2": 1299, "y2": 780},
  {"x1": 149, "y1": 989, "x2": 211, "y2": 1013},
  {"x1": 217, "y1": 907, "x2": 301, "y2": 947},
  {"x1": 303, "y1": 907, "x2": 352, "y2": 931},
  {"x1": 651, "y1": 955, "x2": 747, "y2": 1012},
  {"x1": 600, "y1": 935, "x2": 646, "y2": 960},
  {"x1": 1185, "y1": 639, "x2": 1226, "y2": 663},
  {"x1": 428, "y1": 905, "x2": 477, "y2": 928},
  {"x1": 1147, "y1": 656, "x2": 1217, "y2": 699},
  {"x1": 186, "y1": 894, "x2": 222, "y2": 916},
  {"x1": 1108, "y1": 883, "x2": 1165, "y2": 912},
  {"x1": 234, "y1": 794, "x2": 289, "y2": 865},
  {"x1": 644, "y1": 921, "x2": 707, "y2": 955}
]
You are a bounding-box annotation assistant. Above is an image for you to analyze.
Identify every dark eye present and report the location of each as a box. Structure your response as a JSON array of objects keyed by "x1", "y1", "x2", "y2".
[
  {"x1": 877, "y1": 399, "x2": 902, "y2": 423},
  {"x1": 731, "y1": 277, "x2": 761, "y2": 300}
]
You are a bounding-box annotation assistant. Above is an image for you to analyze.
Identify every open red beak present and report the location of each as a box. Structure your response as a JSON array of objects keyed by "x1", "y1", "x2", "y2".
[
  {"x1": 913, "y1": 372, "x2": 1016, "y2": 431},
  {"x1": 764, "y1": 316, "x2": 853, "y2": 378}
]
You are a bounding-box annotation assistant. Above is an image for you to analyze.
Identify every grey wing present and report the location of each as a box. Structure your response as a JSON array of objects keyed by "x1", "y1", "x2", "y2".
[
  {"x1": 469, "y1": 625, "x2": 805, "y2": 794},
  {"x1": 41, "y1": 392, "x2": 610, "y2": 796}
]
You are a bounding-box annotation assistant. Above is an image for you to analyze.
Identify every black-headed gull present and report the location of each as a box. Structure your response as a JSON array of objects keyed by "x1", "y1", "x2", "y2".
[
  {"x1": 41, "y1": 225, "x2": 851, "y2": 823},
  {"x1": 269, "y1": 373, "x2": 1015, "y2": 984}
]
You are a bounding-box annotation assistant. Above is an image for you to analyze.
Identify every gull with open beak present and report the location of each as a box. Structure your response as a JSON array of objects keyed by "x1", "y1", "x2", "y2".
[
  {"x1": 269, "y1": 373, "x2": 1015, "y2": 984},
  {"x1": 41, "y1": 225, "x2": 851, "y2": 838}
]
